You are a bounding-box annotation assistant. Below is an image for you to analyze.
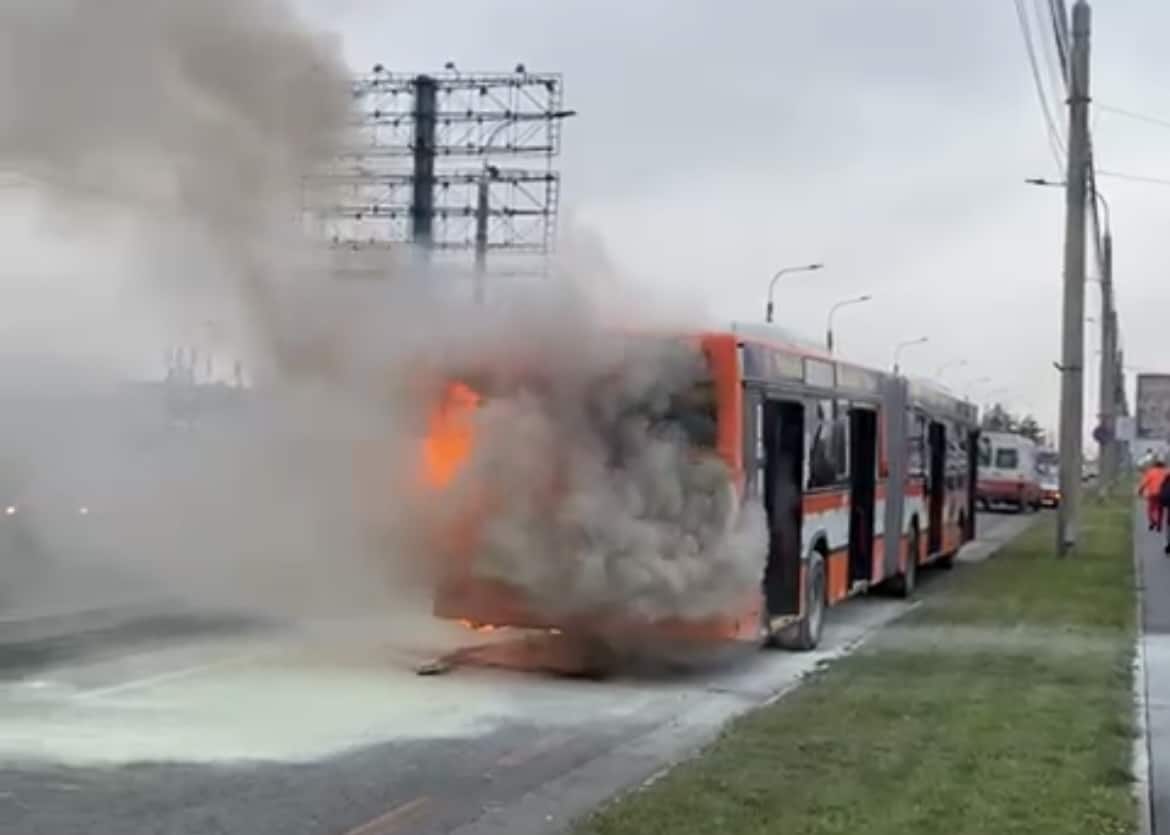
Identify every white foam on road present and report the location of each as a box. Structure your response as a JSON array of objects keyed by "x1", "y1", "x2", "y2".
[
  {"x1": 0, "y1": 514, "x2": 1025, "y2": 768},
  {"x1": 0, "y1": 604, "x2": 894, "y2": 767},
  {"x1": 0, "y1": 620, "x2": 673, "y2": 765}
]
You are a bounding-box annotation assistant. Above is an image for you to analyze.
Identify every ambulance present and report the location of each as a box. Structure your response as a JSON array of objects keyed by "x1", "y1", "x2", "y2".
[{"x1": 977, "y1": 431, "x2": 1042, "y2": 512}]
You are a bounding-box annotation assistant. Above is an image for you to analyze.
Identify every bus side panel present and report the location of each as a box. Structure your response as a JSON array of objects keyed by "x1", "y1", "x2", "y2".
[
  {"x1": 703, "y1": 334, "x2": 744, "y2": 487},
  {"x1": 881, "y1": 377, "x2": 910, "y2": 579},
  {"x1": 826, "y1": 548, "x2": 849, "y2": 604},
  {"x1": 966, "y1": 429, "x2": 980, "y2": 541}
]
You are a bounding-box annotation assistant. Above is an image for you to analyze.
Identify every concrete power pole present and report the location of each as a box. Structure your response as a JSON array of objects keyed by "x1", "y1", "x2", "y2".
[
  {"x1": 1057, "y1": 0, "x2": 1092, "y2": 556},
  {"x1": 1098, "y1": 230, "x2": 1119, "y2": 487},
  {"x1": 474, "y1": 174, "x2": 488, "y2": 304}
]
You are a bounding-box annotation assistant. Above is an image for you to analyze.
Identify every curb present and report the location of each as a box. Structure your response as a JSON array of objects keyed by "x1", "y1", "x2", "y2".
[
  {"x1": 448, "y1": 602, "x2": 911, "y2": 835},
  {"x1": 452, "y1": 518, "x2": 1032, "y2": 835},
  {"x1": 1134, "y1": 506, "x2": 1154, "y2": 835},
  {"x1": 1136, "y1": 632, "x2": 1153, "y2": 835}
]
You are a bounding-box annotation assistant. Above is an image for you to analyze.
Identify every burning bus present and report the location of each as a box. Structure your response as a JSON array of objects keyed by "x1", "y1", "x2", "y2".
[{"x1": 414, "y1": 326, "x2": 979, "y2": 653}]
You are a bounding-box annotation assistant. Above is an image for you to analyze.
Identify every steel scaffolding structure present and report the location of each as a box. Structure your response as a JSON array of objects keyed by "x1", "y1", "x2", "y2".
[{"x1": 305, "y1": 67, "x2": 571, "y2": 270}]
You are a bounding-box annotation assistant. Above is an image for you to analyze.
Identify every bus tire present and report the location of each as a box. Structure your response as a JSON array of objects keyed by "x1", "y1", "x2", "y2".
[
  {"x1": 777, "y1": 551, "x2": 826, "y2": 652},
  {"x1": 893, "y1": 526, "x2": 919, "y2": 598}
]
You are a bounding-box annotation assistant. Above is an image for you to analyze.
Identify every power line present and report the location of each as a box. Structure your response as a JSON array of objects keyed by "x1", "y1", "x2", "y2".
[
  {"x1": 1097, "y1": 168, "x2": 1170, "y2": 187},
  {"x1": 1047, "y1": 0, "x2": 1070, "y2": 83},
  {"x1": 1033, "y1": 0, "x2": 1068, "y2": 98},
  {"x1": 1096, "y1": 102, "x2": 1170, "y2": 132},
  {"x1": 1087, "y1": 154, "x2": 1104, "y2": 271},
  {"x1": 1012, "y1": 0, "x2": 1067, "y2": 170}
]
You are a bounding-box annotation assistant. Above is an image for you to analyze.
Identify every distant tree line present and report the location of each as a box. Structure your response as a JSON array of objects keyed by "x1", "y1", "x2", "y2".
[{"x1": 981, "y1": 402, "x2": 1046, "y2": 446}]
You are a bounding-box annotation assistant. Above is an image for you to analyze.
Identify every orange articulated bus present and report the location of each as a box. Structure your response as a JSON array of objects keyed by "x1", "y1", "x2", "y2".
[{"x1": 420, "y1": 325, "x2": 980, "y2": 652}]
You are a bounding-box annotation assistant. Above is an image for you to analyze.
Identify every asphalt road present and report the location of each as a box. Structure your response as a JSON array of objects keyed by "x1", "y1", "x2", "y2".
[{"x1": 0, "y1": 512, "x2": 1026, "y2": 835}]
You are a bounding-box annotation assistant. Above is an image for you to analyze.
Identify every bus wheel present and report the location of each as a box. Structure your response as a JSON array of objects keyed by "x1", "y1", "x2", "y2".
[
  {"x1": 777, "y1": 552, "x2": 825, "y2": 652},
  {"x1": 894, "y1": 528, "x2": 919, "y2": 598}
]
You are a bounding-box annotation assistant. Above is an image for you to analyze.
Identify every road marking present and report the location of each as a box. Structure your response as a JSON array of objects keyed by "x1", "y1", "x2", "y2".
[
  {"x1": 341, "y1": 796, "x2": 432, "y2": 835},
  {"x1": 495, "y1": 732, "x2": 576, "y2": 768},
  {"x1": 75, "y1": 652, "x2": 261, "y2": 701}
]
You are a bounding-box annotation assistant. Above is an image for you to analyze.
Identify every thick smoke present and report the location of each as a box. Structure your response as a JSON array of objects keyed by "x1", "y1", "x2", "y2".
[
  {"x1": 0, "y1": 0, "x2": 362, "y2": 374},
  {"x1": 431, "y1": 332, "x2": 767, "y2": 625},
  {"x1": 0, "y1": 0, "x2": 766, "y2": 641},
  {"x1": 0, "y1": 0, "x2": 414, "y2": 618}
]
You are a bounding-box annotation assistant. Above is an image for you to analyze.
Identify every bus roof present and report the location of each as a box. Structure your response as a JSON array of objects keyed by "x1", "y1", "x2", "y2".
[{"x1": 729, "y1": 321, "x2": 831, "y2": 359}]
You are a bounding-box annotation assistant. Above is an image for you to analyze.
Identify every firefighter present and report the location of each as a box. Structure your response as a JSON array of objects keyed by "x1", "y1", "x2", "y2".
[{"x1": 1139, "y1": 455, "x2": 1169, "y2": 532}]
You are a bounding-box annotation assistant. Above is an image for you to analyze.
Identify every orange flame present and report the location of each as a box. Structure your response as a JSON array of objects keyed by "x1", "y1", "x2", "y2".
[
  {"x1": 421, "y1": 381, "x2": 481, "y2": 490},
  {"x1": 456, "y1": 618, "x2": 500, "y2": 633}
]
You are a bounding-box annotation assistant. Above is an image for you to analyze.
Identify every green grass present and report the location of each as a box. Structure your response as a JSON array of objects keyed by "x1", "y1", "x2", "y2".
[{"x1": 575, "y1": 504, "x2": 1137, "y2": 835}]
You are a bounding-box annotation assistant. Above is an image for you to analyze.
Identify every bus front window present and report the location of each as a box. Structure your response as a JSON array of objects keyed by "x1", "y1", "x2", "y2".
[{"x1": 664, "y1": 380, "x2": 718, "y2": 449}]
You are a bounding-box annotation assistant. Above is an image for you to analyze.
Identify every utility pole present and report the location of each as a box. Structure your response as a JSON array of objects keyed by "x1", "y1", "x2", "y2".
[
  {"x1": 1056, "y1": 0, "x2": 1092, "y2": 556},
  {"x1": 1098, "y1": 230, "x2": 1118, "y2": 488},
  {"x1": 474, "y1": 171, "x2": 490, "y2": 304}
]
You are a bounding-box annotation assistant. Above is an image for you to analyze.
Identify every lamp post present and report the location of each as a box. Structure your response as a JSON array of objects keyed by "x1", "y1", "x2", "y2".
[
  {"x1": 1029, "y1": 172, "x2": 1122, "y2": 504},
  {"x1": 1027, "y1": 177, "x2": 1110, "y2": 235},
  {"x1": 764, "y1": 263, "x2": 824, "y2": 323},
  {"x1": 475, "y1": 109, "x2": 577, "y2": 303},
  {"x1": 893, "y1": 337, "x2": 929, "y2": 376},
  {"x1": 825, "y1": 295, "x2": 872, "y2": 354}
]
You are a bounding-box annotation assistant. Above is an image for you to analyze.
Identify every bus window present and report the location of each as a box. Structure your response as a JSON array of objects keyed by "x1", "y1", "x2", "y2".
[
  {"x1": 809, "y1": 399, "x2": 849, "y2": 488},
  {"x1": 831, "y1": 400, "x2": 850, "y2": 478},
  {"x1": 908, "y1": 413, "x2": 927, "y2": 477}
]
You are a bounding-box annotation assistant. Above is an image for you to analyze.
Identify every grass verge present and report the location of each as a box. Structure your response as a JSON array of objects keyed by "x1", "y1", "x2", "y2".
[{"x1": 575, "y1": 504, "x2": 1137, "y2": 835}]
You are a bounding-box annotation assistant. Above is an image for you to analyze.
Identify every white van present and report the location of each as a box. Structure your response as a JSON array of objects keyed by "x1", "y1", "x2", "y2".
[{"x1": 977, "y1": 431, "x2": 1042, "y2": 512}]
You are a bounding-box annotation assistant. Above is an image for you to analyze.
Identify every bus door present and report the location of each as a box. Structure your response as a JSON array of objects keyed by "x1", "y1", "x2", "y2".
[
  {"x1": 848, "y1": 407, "x2": 878, "y2": 584},
  {"x1": 965, "y1": 429, "x2": 979, "y2": 541},
  {"x1": 927, "y1": 421, "x2": 946, "y2": 554},
  {"x1": 762, "y1": 399, "x2": 805, "y2": 619}
]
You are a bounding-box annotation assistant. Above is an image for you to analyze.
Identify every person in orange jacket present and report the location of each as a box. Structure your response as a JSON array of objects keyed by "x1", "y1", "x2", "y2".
[{"x1": 1139, "y1": 456, "x2": 1169, "y2": 532}]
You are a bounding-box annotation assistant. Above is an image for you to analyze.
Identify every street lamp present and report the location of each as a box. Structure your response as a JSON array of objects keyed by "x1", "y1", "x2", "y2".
[
  {"x1": 764, "y1": 263, "x2": 825, "y2": 323},
  {"x1": 893, "y1": 337, "x2": 929, "y2": 376},
  {"x1": 1027, "y1": 177, "x2": 1110, "y2": 233},
  {"x1": 475, "y1": 109, "x2": 578, "y2": 303},
  {"x1": 825, "y1": 294, "x2": 872, "y2": 354}
]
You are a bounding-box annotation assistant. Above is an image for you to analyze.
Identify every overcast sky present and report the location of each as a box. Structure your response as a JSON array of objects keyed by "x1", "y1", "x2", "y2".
[{"x1": 301, "y1": 0, "x2": 1170, "y2": 441}]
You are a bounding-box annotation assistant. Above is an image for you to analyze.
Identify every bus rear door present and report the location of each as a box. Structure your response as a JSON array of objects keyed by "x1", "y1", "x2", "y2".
[{"x1": 762, "y1": 399, "x2": 805, "y2": 621}]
